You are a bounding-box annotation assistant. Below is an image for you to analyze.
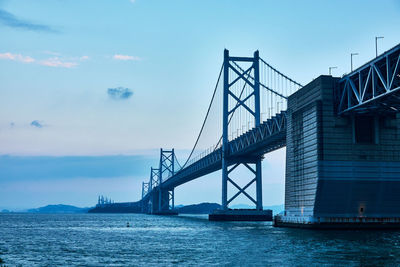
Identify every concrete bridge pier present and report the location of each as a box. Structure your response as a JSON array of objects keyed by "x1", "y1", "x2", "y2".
[
  {"x1": 275, "y1": 75, "x2": 400, "y2": 228},
  {"x1": 149, "y1": 187, "x2": 177, "y2": 215}
]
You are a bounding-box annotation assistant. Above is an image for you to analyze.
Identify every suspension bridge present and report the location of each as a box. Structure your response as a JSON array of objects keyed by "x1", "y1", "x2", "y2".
[{"x1": 134, "y1": 43, "x2": 400, "y2": 227}]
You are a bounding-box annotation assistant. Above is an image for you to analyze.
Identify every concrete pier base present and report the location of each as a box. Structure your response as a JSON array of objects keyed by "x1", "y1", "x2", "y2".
[
  {"x1": 209, "y1": 209, "x2": 272, "y2": 221},
  {"x1": 274, "y1": 215, "x2": 400, "y2": 229}
]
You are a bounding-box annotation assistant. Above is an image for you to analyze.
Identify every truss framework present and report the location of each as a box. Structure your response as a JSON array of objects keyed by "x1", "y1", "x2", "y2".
[
  {"x1": 337, "y1": 44, "x2": 400, "y2": 115},
  {"x1": 142, "y1": 182, "x2": 149, "y2": 198},
  {"x1": 149, "y1": 167, "x2": 160, "y2": 190},
  {"x1": 159, "y1": 149, "x2": 175, "y2": 182},
  {"x1": 158, "y1": 149, "x2": 175, "y2": 211},
  {"x1": 222, "y1": 49, "x2": 263, "y2": 210}
]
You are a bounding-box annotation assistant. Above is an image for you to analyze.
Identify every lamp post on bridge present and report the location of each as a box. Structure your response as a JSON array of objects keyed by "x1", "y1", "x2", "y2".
[
  {"x1": 351, "y1": 53, "x2": 358, "y2": 72},
  {"x1": 329, "y1": 66, "x2": 337, "y2": 76},
  {"x1": 375, "y1": 36, "x2": 384, "y2": 57}
]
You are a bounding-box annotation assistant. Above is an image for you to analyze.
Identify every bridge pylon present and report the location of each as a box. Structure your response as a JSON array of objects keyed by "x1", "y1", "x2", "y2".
[
  {"x1": 153, "y1": 148, "x2": 178, "y2": 215},
  {"x1": 210, "y1": 49, "x2": 272, "y2": 221},
  {"x1": 141, "y1": 182, "x2": 149, "y2": 213}
]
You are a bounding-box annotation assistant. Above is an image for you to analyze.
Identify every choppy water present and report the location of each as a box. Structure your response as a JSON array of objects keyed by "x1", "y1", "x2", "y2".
[{"x1": 1, "y1": 213, "x2": 400, "y2": 266}]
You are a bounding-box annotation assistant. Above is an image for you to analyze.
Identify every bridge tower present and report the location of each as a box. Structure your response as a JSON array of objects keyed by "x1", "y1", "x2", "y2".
[
  {"x1": 154, "y1": 148, "x2": 177, "y2": 215},
  {"x1": 147, "y1": 167, "x2": 159, "y2": 214},
  {"x1": 210, "y1": 49, "x2": 271, "y2": 220},
  {"x1": 141, "y1": 182, "x2": 149, "y2": 212}
]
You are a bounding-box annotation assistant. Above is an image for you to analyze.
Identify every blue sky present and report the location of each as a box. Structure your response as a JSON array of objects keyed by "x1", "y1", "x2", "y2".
[{"x1": 0, "y1": 0, "x2": 399, "y2": 210}]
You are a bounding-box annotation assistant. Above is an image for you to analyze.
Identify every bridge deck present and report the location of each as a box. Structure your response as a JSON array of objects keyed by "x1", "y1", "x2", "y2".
[{"x1": 157, "y1": 111, "x2": 287, "y2": 190}]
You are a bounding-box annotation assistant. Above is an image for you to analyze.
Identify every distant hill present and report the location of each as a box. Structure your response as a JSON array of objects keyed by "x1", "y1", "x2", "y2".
[
  {"x1": 23, "y1": 203, "x2": 284, "y2": 215},
  {"x1": 27, "y1": 204, "x2": 90, "y2": 214},
  {"x1": 88, "y1": 202, "x2": 141, "y2": 213},
  {"x1": 177, "y1": 202, "x2": 221, "y2": 214}
]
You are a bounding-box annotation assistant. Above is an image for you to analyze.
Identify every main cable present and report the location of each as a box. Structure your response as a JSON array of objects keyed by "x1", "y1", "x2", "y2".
[
  {"x1": 259, "y1": 57, "x2": 303, "y2": 88},
  {"x1": 180, "y1": 62, "x2": 224, "y2": 169}
]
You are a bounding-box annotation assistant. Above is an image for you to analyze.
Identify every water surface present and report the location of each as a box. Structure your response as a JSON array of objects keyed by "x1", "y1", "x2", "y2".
[{"x1": 1, "y1": 213, "x2": 400, "y2": 266}]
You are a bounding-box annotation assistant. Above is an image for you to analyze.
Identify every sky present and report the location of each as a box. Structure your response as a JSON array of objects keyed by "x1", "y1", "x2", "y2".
[{"x1": 0, "y1": 0, "x2": 399, "y2": 210}]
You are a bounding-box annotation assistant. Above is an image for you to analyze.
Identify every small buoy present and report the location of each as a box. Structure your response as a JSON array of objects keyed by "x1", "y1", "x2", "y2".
[{"x1": 126, "y1": 222, "x2": 130, "y2": 228}]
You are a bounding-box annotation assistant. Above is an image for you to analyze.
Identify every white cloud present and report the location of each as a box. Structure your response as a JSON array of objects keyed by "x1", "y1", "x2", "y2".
[
  {"x1": 0, "y1": 52, "x2": 83, "y2": 68},
  {"x1": 130, "y1": 0, "x2": 136, "y2": 3},
  {"x1": 0, "y1": 52, "x2": 35, "y2": 63},
  {"x1": 39, "y1": 57, "x2": 78, "y2": 68},
  {"x1": 113, "y1": 54, "x2": 140, "y2": 61}
]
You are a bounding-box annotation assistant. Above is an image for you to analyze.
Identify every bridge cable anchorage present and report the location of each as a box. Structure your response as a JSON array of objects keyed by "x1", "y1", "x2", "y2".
[{"x1": 180, "y1": 62, "x2": 224, "y2": 169}]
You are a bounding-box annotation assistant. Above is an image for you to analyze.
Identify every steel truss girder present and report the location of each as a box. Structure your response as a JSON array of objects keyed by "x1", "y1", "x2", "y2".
[
  {"x1": 337, "y1": 43, "x2": 400, "y2": 114},
  {"x1": 228, "y1": 111, "x2": 286, "y2": 155},
  {"x1": 150, "y1": 112, "x2": 286, "y2": 191}
]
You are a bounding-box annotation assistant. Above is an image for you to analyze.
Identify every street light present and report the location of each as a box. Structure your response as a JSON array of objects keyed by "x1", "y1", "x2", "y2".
[
  {"x1": 375, "y1": 36, "x2": 384, "y2": 57},
  {"x1": 329, "y1": 66, "x2": 337, "y2": 75},
  {"x1": 351, "y1": 53, "x2": 358, "y2": 72}
]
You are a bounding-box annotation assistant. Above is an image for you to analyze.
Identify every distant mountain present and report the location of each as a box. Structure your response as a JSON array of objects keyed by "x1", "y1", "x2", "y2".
[
  {"x1": 177, "y1": 202, "x2": 221, "y2": 214},
  {"x1": 27, "y1": 204, "x2": 90, "y2": 214},
  {"x1": 88, "y1": 202, "x2": 141, "y2": 213}
]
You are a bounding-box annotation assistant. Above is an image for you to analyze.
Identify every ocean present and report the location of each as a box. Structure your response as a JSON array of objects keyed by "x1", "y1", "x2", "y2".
[{"x1": 1, "y1": 213, "x2": 400, "y2": 266}]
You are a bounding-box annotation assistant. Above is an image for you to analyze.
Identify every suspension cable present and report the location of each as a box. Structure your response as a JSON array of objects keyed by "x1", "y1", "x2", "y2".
[
  {"x1": 180, "y1": 62, "x2": 224, "y2": 169},
  {"x1": 231, "y1": 61, "x2": 288, "y2": 99},
  {"x1": 259, "y1": 57, "x2": 303, "y2": 87},
  {"x1": 174, "y1": 153, "x2": 182, "y2": 170}
]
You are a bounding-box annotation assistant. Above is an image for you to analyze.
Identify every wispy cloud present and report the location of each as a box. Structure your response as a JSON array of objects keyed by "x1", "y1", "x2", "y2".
[
  {"x1": 30, "y1": 120, "x2": 44, "y2": 128},
  {"x1": 113, "y1": 54, "x2": 140, "y2": 61},
  {"x1": 39, "y1": 57, "x2": 78, "y2": 68},
  {"x1": 0, "y1": 52, "x2": 35, "y2": 63},
  {"x1": 0, "y1": 9, "x2": 57, "y2": 33},
  {"x1": 107, "y1": 87, "x2": 133, "y2": 100},
  {"x1": 0, "y1": 52, "x2": 81, "y2": 68}
]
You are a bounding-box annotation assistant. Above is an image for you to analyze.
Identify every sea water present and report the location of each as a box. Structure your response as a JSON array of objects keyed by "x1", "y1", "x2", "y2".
[{"x1": 1, "y1": 213, "x2": 400, "y2": 266}]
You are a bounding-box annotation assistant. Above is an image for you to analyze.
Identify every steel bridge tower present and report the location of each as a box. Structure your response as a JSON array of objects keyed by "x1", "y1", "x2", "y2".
[
  {"x1": 148, "y1": 167, "x2": 160, "y2": 214},
  {"x1": 222, "y1": 49, "x2": 262, "y2": 210},
  {"x1": 157, "y1": 148, "x2": 175, "y2": 212},
  {"x1": 210, "y1": 50, "x2": 271, "y2": 220}
]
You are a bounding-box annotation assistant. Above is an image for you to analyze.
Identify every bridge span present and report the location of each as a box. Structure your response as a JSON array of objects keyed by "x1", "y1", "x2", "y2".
[{"x1": 137, "y1": 43, "x2": 400, "y2": 227}]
